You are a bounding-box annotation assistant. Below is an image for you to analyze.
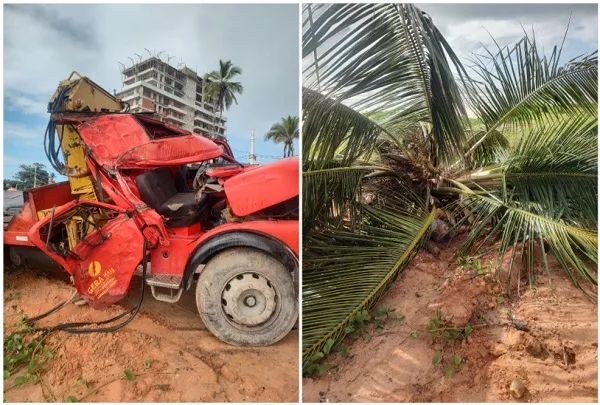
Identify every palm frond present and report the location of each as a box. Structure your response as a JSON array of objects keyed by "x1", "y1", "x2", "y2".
[
  {"x1": 452, "y1": 185, "x2": 597, "y2": 296},
  {"x1": 302, "y1": 87, "x2": 384, "y2": 168},
  {"x1": 506, "y1": 113, "x2": 598, "y2": 229},
  {"x1": 458, "y1": 113, "x2": 598, "y2": 229},
  {"x1": 462, "y1": 29, "x2": 598, "y2": 161},
  {"x1": 303, "y1": 3, "x2": 469, "y2": 165},
  {"x1": 303, "y1": 164, "x2": 390, "y2": 233},
  {"x1": 465, "y1": 129, "x2": 510, "y2": 169},
  {"x1": 302, "y1": 187, "x2": 435, "y2": 367}
]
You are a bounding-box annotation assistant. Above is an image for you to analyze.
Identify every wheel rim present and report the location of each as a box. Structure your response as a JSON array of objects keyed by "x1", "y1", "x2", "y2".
[{"x1": 221, "y1": 272, "x2": 277, "y2": 326}]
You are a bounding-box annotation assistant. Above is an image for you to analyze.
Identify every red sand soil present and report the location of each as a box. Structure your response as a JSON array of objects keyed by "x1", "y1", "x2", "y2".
[
  {"x1": 303, "y1": 236, "x2": 598, "y2": 402},
  {"x1": 4, "y1": 268, "x2": 299, "y2": 402}
]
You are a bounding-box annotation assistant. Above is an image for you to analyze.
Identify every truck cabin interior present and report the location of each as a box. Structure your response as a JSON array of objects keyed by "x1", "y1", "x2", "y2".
[
  {"x1": 134, "y1": 166, "x2": 210, "y2": 228},
  {"x1": 94, "y1": 114, "x2": 230, "y2": 230}
]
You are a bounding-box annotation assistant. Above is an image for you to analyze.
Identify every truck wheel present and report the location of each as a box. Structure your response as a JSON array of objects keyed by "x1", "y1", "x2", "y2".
[{"x1": 195, "y1": 247, "x2": 297, "y2": 346}]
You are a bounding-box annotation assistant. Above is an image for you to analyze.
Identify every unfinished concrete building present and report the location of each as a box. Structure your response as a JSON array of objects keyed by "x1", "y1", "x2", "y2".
[{"x1": 116, "y1": 57, "x2": 226, "y2": 138}]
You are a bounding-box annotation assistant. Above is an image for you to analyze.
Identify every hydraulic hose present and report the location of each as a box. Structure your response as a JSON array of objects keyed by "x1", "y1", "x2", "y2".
[
  {"x1": 44, "y1": 85, "x2": 73, "y2": 174},
  {"x1": 26, "y1": 239, "x2": 149, "y2": 337}
]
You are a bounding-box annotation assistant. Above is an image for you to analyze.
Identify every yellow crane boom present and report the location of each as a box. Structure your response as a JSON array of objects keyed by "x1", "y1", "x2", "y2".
[{"x1": 47, "y1": 71, "x2": 125, "y2": 200}]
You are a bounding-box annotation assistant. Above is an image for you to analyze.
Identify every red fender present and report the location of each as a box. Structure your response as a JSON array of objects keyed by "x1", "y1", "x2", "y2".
[{"x1": 187, "y1": 220, "x2": 299, "y2": 256}]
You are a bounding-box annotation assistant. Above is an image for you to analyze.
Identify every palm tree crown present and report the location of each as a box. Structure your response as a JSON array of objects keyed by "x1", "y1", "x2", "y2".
[
  {"x1": 302, "y1": 3, "x2": 598, "y2": 374},
  {"x1": 203, "y1": 60, "x2": 244, "y2": 138},
  {"x1": 265, "y1": 116, "x2": 299, "y2": 157}
]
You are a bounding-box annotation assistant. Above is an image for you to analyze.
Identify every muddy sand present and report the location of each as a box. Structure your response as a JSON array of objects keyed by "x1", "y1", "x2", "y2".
[
  {"x1": 303, "y1": 237, "x2": 598, "y2": 402},
  {"x1": 4, "y1": 268, "x2": 298, "y2": 402}
]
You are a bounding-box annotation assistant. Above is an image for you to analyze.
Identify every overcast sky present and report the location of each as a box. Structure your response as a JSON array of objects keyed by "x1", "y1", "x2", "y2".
[
  {"x1": 418, "y1": 3, "x2": 597, "y2": 63},
  {"x1": 4, "y1": 4, "x2": 299, "y2": 179}
]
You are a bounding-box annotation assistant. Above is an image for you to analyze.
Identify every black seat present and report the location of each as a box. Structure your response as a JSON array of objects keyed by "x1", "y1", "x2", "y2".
[
  {"x1": 135, "y1": 167, "x2": 207, "y2": 227},
  {"x1": 174, "y1": 165, "x2": 190, "y2": 192}
]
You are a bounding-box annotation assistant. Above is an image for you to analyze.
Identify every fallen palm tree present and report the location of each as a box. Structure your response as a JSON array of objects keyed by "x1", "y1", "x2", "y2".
[{"x1": 302, "y1": 3, "x2": 598, "y2": 372}]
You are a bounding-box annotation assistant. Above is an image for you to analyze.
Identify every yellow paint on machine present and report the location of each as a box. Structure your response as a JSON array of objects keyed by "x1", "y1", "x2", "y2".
[
  {"x1": 87, "y1": 266, "x2": 117, "y2": 298},
  {"x1": 88, "y1": 261, "x2": 102, "y2": 277},
  {"x1": 47, "y1": 72, "x2": 123, "y2": 199}
]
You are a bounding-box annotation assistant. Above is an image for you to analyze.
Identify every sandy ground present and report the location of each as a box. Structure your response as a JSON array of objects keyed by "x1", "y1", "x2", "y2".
[
  {"x1": 303, "y1": 236, "x2": 598, "y2": 402},
  {"x1": 4, "y1": 268, "x2": 299, "y2": 402}
]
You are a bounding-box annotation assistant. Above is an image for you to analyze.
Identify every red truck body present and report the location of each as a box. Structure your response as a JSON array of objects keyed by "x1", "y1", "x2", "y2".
[{"x1": 4, "y1": 114, "x2": 299, "y2": 310}]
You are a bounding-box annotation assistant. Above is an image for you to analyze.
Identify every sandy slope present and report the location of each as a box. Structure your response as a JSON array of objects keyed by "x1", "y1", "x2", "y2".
[
  {"x1": 303, "y1": 236, "x2": 597, "y2": 402},
  {"x1": 4, "y1": 269, "x2": 299, "y2": 402}
]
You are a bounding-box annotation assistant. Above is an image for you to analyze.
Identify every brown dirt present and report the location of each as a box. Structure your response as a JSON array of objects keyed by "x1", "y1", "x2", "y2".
[
  {"x1": 4, "y1": 268, "x2": 298, "y2": 402},
  {"x1": 303, "y1": 236, "x2": 598, "y2": 402}
]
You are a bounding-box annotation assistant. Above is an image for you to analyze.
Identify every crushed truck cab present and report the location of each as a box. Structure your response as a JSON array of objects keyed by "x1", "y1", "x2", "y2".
[{"x1": 4, "y1": 73, "x2": 299, "y2": 346}]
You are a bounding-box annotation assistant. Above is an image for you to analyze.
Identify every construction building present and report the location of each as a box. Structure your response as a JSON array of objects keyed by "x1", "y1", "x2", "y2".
[{"x1": 116, "y1": 56, "x2": 226, "y2": 138}]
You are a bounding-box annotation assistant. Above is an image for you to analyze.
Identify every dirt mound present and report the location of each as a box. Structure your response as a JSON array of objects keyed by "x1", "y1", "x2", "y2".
[
  {"x1": 4, "y1": 269, "x2": 298, "y2": 402},
  {"x1": 303, "y1": 236, "x2": 597, "y2": 402}
]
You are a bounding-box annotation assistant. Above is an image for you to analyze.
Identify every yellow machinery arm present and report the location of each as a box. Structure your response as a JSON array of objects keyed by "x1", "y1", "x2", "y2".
[
  {"x1": 41, "y1": 72, "x2": 126, "y2": 250},
  {"x1": 48, "y1": 71, "x2": 125, "y2": 199}
]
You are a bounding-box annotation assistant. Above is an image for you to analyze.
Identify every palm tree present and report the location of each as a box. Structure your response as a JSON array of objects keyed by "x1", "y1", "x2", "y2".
[
  {"x1": 203, "y1": 60, "x2": 243, "y2": 139},
  {"x1": 302, "y1": 3, "x2": 597, "y2": 373},
  {"x1": 264, "y1": 116, "x2": 299, "y2": 157}
]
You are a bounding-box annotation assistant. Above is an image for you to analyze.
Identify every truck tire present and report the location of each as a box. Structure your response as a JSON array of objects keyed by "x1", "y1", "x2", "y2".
[{"x1": 195, "y1": 247, "x2": 297, "y2": 346}]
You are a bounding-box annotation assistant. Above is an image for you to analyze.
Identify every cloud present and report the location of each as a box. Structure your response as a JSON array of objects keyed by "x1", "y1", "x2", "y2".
[
  {"x1": 4, "y1": 4, "x2": 299, "y2": 159},
  {"x1": 418, "y1": 3, "x2": 597, "y2": 59}
]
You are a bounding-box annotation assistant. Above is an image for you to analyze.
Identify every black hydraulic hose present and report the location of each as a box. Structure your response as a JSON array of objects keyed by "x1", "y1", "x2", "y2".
[
  {"x1": 27, "y1": 239, "x2": 149, "y2": 336},
  {"x1": 44, "y1": 85, "x2": 74, "y2": 173},
  {"x1": 25, "y1": 290, "x2": 77, "y2": 326}
]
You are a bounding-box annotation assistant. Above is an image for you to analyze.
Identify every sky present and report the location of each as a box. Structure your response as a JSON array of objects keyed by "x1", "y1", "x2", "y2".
[
  {"x1": 418, "y1": 3, "x2": 598, "y2": 64},
  {"x1": 3, "y1": 4, "x2": 300, "y2": 180},
  {"x1": 303, "y1": 3, "x2": 597, "y2": 113}
]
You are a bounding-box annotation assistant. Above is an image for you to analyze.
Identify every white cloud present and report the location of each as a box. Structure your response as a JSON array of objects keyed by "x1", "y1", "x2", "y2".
[
  {"x1": 4, "y1": 4, "x2": 300, "y2": 148},
  {"x1": 419, "y1": 3, "x2": 597, "y2": 60}
]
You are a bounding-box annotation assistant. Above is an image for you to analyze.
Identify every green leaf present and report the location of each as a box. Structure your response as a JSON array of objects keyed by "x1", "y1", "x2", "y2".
[
  {"x1": 67, "y1": 396, "x2": 80, "y2": 402},
  {"x1": 354, "y1": 310, "x2": 368, "y2": 323},
  {"x1": 464, "y1": 325, "x2": 473, "y2": 337},
  {"x1": 317, "y1": 363, "x2": 337, "y2": 375},
  {"x1": 496, "y1": 296, "x2": 504, "y2": 304},
  {"x1": 123, "y1": 368, "x2": 135, "y2": 381},
  {"x1": 144, "y1": 359, "x2": 151, "y2": 369},
  {"x1": 338, "y1": 343, "x2": 349, "y2": 358},
  {"x1": 444, "y1": 365, "x2": 454, "y2": 377},
  {"x1": 454, "y1": 178, "x2": 598, "y2": 295},
  {"x1": 322, "y1": 339, "x2": 335, "y2": 355},
  {"x1": 4, "y1": 370, "x2": 10, "y2": 379},
  {"x1": 14, "y1": 375, "x2": 28, "y2": 386},
  {"x1": 453, "y1": 355, "x2": 462, "y2": 366},
  {"x1": 411, "y1": 330, "x2": 419, "y2": 339},
  {"x1": 303, "y1": 364, "x2": 318, "y2": 376},
  {"x1": 432, "y1": 353, "x2": 441, "y2": 367},
  {"x1": 309, "y1": 352, "x2": 324, "y2": 363},
  {"x1": 461, "y1": 32, "x2": 597, "y2": 165}
]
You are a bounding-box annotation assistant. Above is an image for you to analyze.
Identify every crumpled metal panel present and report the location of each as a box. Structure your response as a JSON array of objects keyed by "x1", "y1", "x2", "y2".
[
  {"x1": 76, "y1": 115, "x2": 222, "y2": 169},
  {"x1": 66, "y1": 214, "x2": 144, "y2": 309},
  {"x1": 224, "y1": 156, "x2": 299, "y2": 217},
  {"x1": 27, "y1": 201, "x2": 147, "y2": 309}
]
